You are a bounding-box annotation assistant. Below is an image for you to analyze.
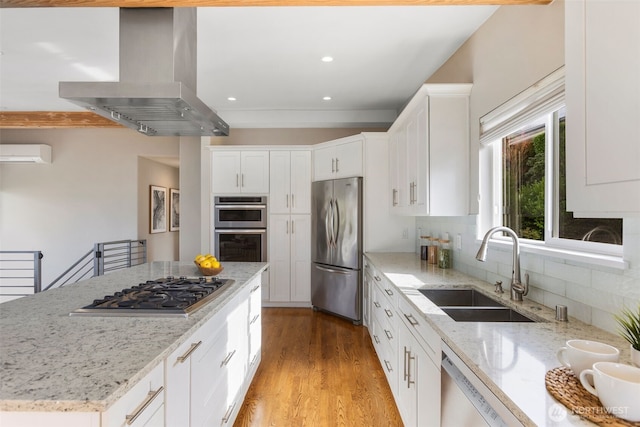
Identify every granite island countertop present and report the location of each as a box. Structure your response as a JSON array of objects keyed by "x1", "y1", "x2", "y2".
[
  {"x1": 0, "y1": 261, "x2": 267, "y2": 413},
  {"x1": 365, "y1": 252, "x2": 634, "y2": 427}
]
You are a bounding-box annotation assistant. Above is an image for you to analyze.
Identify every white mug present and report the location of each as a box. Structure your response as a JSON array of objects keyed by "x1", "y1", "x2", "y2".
[
  {"x1": 556, "y1": 339, "x2": 619, "y2": 378},
  {"x1": 580, "y1": 362, "x2": 640, "y2": 422}
]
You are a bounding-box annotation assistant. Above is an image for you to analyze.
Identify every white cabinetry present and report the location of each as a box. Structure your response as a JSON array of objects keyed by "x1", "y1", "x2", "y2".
[
  {"x1": 397, "y1": 297, "x2": 441, "y2": 427},
  {"x1": 268, "y1": 214, "x2": 311, "y2": 305},
  {"x1": 313, "y1": 136, "x2": 363, "y2": 181},
  {"x1": 165, "y1": 277, "x2": 261, "y2": 427},
  {"x1": 269, "y1": 150, "x2": 311, "y2": 214},
  {"x1": 211, "y1": 150, "x2": 269, "y2": 194},
  {"x1": 565, "y1": 0, "x2": 640, "y2": 215},
  {"x1": 102, "y1": 363, "x2": 164, "y2": 427},
  {"x1": 388, "y1": 84, "x2": 471, "y2": 216}
]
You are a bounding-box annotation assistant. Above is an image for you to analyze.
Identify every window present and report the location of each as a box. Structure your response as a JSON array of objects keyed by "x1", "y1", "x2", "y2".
[{"x1": 481, "y1": 68, "x2": 622, "y2": 255}]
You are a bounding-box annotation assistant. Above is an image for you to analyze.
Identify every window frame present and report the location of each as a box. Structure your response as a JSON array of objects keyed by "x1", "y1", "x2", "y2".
[{"x1": 481, "y1": 68, "x2": 623, "y2": 259}]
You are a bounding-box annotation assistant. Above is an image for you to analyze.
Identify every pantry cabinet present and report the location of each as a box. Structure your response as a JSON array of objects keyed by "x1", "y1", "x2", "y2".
[
  {"x1": 269, "y1": 150, "x2": 311, "y2": 214},
  {"x1": 211, "y1": 150, "x2": 269, "y2": 194},
  {"x1": 267, "y1": 214, "x2": 311, "y2": 304},
  {"x1": 388, "y1": 84, "x2": 471, "y2": 216},
  {"x1": 313, "y1": 136, "x2": 363, "y2": 181},
  {"x1": 565, "y1": 0, "x2": 640, "y2": 215}
]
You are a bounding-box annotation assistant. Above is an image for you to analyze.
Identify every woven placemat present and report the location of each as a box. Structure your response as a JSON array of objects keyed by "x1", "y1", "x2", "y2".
[{"x1": 545, "y1": 366, "x2": 640, "y2": 426}]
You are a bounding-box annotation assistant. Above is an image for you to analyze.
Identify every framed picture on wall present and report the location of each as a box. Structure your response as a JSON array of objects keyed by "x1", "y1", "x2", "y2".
[
  {"x1": 170, "y1": 188, "x2": 180, "y2": 232},
  {"x1": 150, "y1": 185, "x2": 167, "y2": 233}
]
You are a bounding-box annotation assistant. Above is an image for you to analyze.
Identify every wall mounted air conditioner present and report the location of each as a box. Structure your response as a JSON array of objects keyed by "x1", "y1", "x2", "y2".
[{"x1": 0, "y1": 144, "x2": 52, "y2": 164}]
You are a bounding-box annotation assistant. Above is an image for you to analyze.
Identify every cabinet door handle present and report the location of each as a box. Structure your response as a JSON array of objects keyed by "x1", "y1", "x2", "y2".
[
  {"x1": 384, "y1": 329, "x2": 393, "y2": 340},
  {"x1": 407, "y1": 351, "x2": 415, "y2": 387},
  {"x1": 336, "y1": 158, "x2": 339, "y2": 172},
  {"x1": 221, "y1": 349, "x2": 236, "y2": 367},
  {"x1": 384, "y1": 360, "x2": 392, "y2": 372},
  {"x1": 125, "y1": 386, "x2": 164, "y2": 425},
  {"x1": 374, "y1": 275, "x2": 381, "y2": 282},
  {"x1": 373, "y1": 335, "x2": 380, "y2": 344},
  {"x1": 373, "y1": 301, "x2": 381, "y2": 308},
  {"x1": 403, "y1": 346, "x2": 409, "y2": 382},
  {"x1": 392, "y1": 189, "x2": 398, "y2": 206},
  {"x1": 241, "y1": 173, "x2": 245, "y2": 187},
  {"x1": 286, "y1": 194, "x2": 289, "y2": 208},
  {"x1": 384, "y1": 308, "x2": 393, "y2": 318},
  {"x1": 251, "y1": 284, "x2": 260, "y2": 293},
  {"x1": 250, "y1": 314, "x2": 260, "y2": 325},
  {"x1": 332, "y1": 158, "x2": 335, "y2": 173},
  {"x1": 236, "y1": 173, "x2": 239, "y2": 187},
  {"x1": 286, "y1": 220, "x2": 289, "y2": 234},
  {"x1": 177, "y1": 341, "x2": 202, "y2": 363},
  {"x1": 384, "y1": 288, "x2": 394, "y2": 296},
  {"x1": 404, "y1": 313, "x2": 419, "y2": 327},
  {"x1": 291, "y1": 193, "x2": 295, "y2": 208},
  {"x1": 222, "y1": 401, "x2": 237, "y2": 424}
]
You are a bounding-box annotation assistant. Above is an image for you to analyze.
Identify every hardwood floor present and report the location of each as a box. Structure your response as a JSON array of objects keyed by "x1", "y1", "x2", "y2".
[{"x1": 234, "y1": 308, "x2": 403, "y2": 426}]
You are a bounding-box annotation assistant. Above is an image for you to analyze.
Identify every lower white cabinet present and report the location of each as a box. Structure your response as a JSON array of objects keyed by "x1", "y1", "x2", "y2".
[
  {"x1": 267, "y1": 214, "x2": 311, "y2": 304},
  {"x1": 365, "y1": 255, "x2": 442, "y2": 427},
  {"x1": 102, "y1": 363, "x2": 165, "y2": 427},
  {"x1": 165, "y1": 277, "x2": 261, "y2": 427}
]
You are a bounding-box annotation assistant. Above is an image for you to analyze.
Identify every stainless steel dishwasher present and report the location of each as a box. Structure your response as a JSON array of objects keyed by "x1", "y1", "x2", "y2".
[{"x1": 441, "y1": 343, "x2": 522, "y2": 427}]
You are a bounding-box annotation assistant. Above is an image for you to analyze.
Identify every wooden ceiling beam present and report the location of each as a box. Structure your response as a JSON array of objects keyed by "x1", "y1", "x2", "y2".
[
  {"x1": 0, "y1": 112, "x2": 124, "y2": 129},
  {"x1": 1, "y1": 0, "x2": 552, "y2": 7}
]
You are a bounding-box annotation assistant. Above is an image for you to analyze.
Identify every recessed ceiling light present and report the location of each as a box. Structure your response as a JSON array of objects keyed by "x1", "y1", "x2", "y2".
[
  {"x1": 321, "y1": 56, "x2": 334, "y2": 63},
  {"x1": 323, "y1": 96, "x2": 332, "y2": 101},
  {"x1": 227, "y1": 97, "x2": 236, "y2": 101}
]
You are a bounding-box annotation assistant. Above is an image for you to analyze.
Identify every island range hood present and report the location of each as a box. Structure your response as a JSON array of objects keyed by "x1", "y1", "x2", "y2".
[{"x1": 59, "y1": 8, "x2": 229, "y2": 137}]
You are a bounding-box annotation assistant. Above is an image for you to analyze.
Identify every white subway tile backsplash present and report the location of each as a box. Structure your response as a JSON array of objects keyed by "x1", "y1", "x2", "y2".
[{"x1": 415, "y1": 215, "x2": 640, "y2": 335}]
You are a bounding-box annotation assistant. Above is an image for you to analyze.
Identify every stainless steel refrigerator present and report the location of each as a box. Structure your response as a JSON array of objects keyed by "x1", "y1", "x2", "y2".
[{"x1": 311, "y1": 177, "x2": 363, "y2": 324}]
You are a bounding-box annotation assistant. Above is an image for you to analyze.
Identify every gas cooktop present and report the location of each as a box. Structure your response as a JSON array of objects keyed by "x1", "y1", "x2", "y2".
[{"x1": 69, "y1": 276, "x2": 234, "y2": 318}]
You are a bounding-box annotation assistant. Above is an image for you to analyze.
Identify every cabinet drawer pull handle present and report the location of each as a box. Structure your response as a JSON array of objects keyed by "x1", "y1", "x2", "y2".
[
  {"x1": 373, "y1": 335, "x2": 380, "y2": 344},
  {"x1": 250, "y1": 314, "x2": 260, "y2": 325},
  {"x1": 384, "y1": 360, "x2": 392, "y2": 372},
  {"x1": 374, "y1": 275, "x2": 381, "y2": 281},
  {"x1": 373, "y1": 301, "x2": 381, "y2": 308},
  {"x1": 384, "y1": 288, "x2": 393, "y2": 296},
  {"x1": 221, "y1": 349, "x2": 237, "y2": 367},
  {"x1": 177, "y1": 341, "x2": 202, "y2": 363},
  {"x1": 404, "y1": 313, "x2": 419, "y2": 327},
  {"x1": 251, "y1": 285, "x2": 260, "y2": 293},
  {"x1": 384, "y1": 308, "x2": 393, "y2": 318},
  {"x1": 384, "y1": 329, "x2": 393, "y2": 340},
  {"x1": 125, "y1": 386, "x2": 164, "y2": 425},
  {"x1": 222, "y1": 401, "x2": 237, "y2": 424}
]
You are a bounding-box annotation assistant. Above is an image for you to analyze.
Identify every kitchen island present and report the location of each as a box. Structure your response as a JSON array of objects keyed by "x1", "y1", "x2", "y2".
[
  {"x1": 0, "y1": 261, "x2": 267, "y2": 426},
  {"x1": 365, "y1": 252, "x2": 633, "y2": 427}
]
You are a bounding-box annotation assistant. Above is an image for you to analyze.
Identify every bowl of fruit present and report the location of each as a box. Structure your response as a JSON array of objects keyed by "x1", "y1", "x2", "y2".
[{"x1": 194, "y1": 253, "x2": 223, "y2": 276}]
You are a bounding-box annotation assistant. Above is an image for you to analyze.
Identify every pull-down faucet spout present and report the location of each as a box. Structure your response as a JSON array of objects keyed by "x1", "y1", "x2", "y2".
[{"x1": 476, "y1": 226, "x2": 529, "y2": 301}]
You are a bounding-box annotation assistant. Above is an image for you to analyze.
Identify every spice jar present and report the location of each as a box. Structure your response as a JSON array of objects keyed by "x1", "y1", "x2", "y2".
[
  {"x1": 427, "y1": 237, "x2": 438, "y2": 264},
  {"x1": 420, "y1": 236, "x2": 429, "y2": 260},
  {"x1": 438, "y1": 239, "x2": 452, "y2": 269}
]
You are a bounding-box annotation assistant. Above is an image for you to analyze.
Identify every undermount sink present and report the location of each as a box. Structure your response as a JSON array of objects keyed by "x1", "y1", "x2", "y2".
[
  {"x1": 418, "y1": 288, "x2": 537, "y2": 323},
  {"x1": 419, "y1": 289, "x2": 503, "y2": 307},
  {"x1": 441, "y1": 307, "x2": 535, "y2": 323}
]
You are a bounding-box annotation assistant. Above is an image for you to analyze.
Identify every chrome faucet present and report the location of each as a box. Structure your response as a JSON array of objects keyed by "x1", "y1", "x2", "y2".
[{"x1": 476, "y1": 226, "x2": 529, "y2": 302}]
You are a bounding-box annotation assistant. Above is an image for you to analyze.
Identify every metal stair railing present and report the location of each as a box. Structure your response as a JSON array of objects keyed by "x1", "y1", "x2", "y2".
[
  {"x1": 0, "y1": 251, "x2": 43, "y2": 303},
  {"x1": 44, "y1": 239, "x2": 147, "y2": 291}
]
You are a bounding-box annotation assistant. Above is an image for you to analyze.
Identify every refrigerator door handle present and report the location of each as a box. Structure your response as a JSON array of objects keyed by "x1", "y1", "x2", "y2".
[
  {"x1": 314, "y1": 264, "x2": 352, "y2": 275},
  {"x1": 325, "y1": 200, "x2": 333, "y2": 247},
  {"x1": 332, "y1": 199, "x2": 339, "y2": 247}
]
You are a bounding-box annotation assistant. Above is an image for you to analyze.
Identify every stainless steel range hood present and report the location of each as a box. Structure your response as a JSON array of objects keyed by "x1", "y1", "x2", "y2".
[{"x1": 59, "y1": 8, "x2": 229, "y2": 137}]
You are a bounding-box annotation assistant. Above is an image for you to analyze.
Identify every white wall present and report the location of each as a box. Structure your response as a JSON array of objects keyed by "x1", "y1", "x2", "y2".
[
  {"x1": 0, "y1": 129, "x2": 179, "y2": 286},
  {"x1": 416, "y1": 0, "x2": 640, "y2": 334}
]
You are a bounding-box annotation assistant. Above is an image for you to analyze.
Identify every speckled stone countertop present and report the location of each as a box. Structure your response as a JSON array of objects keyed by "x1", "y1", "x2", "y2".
[
  {"x1": 0, "y1": 261, "x2": 267, "y2": 413},
  {"x1": 365, "y1": 252, "x2": 633, "y2": 427}
]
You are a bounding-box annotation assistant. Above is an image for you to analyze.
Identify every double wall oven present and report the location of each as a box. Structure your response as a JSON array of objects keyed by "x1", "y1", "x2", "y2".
[{"x1": 214, "y1": 196, "x2": 267, "y2": 262}]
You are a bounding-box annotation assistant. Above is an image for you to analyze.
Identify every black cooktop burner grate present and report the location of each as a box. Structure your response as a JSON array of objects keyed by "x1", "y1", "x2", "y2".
[{"x1": 69, "y1": 276, "x2": 234, "y2": 318}]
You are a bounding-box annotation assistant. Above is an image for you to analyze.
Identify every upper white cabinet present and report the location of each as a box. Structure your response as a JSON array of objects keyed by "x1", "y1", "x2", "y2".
[
  {"x1": 388, "y1": 84, "x2": 472, "y2": 216},
  {"x1": 313, "y1": 137, "x2": 363, "y2": 181},
  {"x1": 269, "y1": 150, "x2": 311, "y2": 214},
  {"x1": 211, "y1": 150, "x2": 269, "y2": 194},
  {"x1": 565, "y1": 0, "x2": 640, "y2": 215}
]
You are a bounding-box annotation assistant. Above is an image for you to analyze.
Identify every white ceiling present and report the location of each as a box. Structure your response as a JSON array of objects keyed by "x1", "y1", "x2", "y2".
[{"x1": 0, "y1": 6, "x2": 497, "y2": 129}]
